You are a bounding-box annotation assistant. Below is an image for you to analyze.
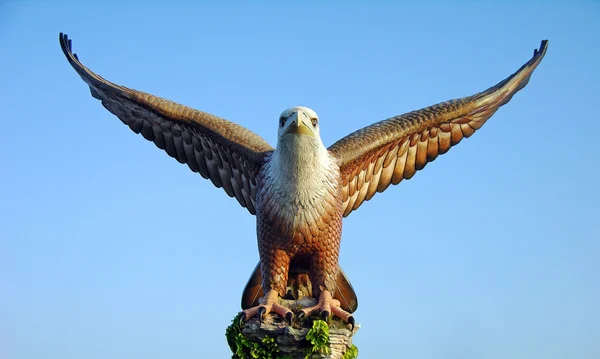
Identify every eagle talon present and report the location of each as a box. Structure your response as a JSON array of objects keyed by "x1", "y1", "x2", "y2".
[
  {"x1": 348, "y1": 316, "x2": 355, "y2": 331},
  {"x1": 258, "y1": 306, "x2": 266, "y2": 325},
  {"x1": 242, "y1": 289, "x2": 294, "y2": 325},
  {"x1": 298, "y1": 290, "x2": 354, "y2": 326},
  {"x1": 238, "y1": 312, "x2": 246, "y2": 326}
]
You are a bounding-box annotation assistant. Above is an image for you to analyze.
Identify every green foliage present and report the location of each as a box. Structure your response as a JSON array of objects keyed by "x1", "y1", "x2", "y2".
[
  {"x1": 342, "y1": 344, "x2": 359, "y2": 359},
  {"x1": 226, "y1": 314, "x2": 285, "y2": 359},
  {"x1": 225, "y1": 316, "x2": 240, "y2": 355},
  {"x1": 305, "y1": 320, "x2": 330, "y2": 358}
]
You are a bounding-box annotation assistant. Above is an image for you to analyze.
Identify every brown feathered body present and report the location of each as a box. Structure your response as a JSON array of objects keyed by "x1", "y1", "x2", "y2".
[{"x1": 256, "y1": 133, "x2": 344, "y2": 298}]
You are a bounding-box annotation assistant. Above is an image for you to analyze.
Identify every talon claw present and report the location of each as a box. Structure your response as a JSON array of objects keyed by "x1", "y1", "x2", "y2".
[
  {"x1": 297, "y1": 311, "x2": 306, "y2": 320},
  {"x1": 286, "y1": 312, "x2": 293, "y2": 324},
  {"x1": 348, "y1": 316, "x2": 355, "y2": 331},
  {"x1": 238, "y1": 312, "x2": 246, "y2": 326},
  {"x1": 321, "y1": 310, "x2": 330, "y2": 320},
  {"x1": 258, "y1": 306, "x2": 266, "y2": 325}
]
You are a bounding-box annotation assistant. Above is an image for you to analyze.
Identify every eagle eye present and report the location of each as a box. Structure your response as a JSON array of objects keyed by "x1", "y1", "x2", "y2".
[
  {"x1": 279, "y1": 117, "x2": 286, "y2": 128},
  {"x1": 311, "y1": 118, "x2": 318, "y2": 127}
]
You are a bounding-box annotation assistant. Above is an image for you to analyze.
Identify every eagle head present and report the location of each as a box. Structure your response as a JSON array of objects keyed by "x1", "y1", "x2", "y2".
[{"x1": 277, "y1": 106, "x2": 321, "y2": 141}]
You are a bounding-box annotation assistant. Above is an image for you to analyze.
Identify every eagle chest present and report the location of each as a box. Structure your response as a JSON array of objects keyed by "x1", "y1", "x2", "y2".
[{"x1": 256, "y1": 164, "x2": 343, "y2": 249}]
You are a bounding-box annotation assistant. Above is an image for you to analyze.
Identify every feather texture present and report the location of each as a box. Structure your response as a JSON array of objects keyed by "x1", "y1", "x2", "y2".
[
  {"x1": 329, "y1": 40, "x2": 548, "y2": 217},
  {"x1": 59, "y1": 33, "x2": 273, "y2": 214}
]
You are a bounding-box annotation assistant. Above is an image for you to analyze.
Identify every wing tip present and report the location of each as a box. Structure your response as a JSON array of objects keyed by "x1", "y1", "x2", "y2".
[
  {"x1": 59, "y1": 32, "x2": 76, "y2": 60},
  {"x1": 525, "y1": 39, "x2": 548, "y2": 73},
  {"x1": 481, "y1": 39, "x2": 548, "y2": 102},
  {"x1": 59, "y1": 32, "x2": 131, "y2": 100},
  {"x1": 520, "y1": 39, "x2": 548, "y2": 83},
  {"x1": 59, "y1": 32, "x2": 86, "y2": 73},
  {"x1": 533, "y1": 39, "x2": 548, "y2": 61}
]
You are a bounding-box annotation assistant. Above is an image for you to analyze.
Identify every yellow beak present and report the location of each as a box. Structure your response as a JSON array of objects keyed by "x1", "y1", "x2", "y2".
[{"x1": 283, "y1": 112, "x2": 315, "y2": 137}]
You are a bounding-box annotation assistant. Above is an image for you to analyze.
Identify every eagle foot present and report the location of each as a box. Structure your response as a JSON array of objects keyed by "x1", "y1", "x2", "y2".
[
  {"x1": 241, "y1": 289, "x2": 293, "y2": 325},
  {"x1": 297, "y1": 290, "x2": 355, "y2": 330}
]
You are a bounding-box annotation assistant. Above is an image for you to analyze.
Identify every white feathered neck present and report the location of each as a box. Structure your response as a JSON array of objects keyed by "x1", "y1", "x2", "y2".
[
  {"x1": 267, "y1": 135, "x2": 337, "y2": 201},
  {"x1": 257, "y1": 132, "x2": 341, "y2": 235}
]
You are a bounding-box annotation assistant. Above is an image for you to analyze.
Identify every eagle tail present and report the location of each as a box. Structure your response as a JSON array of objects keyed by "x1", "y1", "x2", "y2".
[
  {"x1": 334, "y1": 266, "x2": 358, "y2": 313},
  {"x1": 240, "y1": 263, "x2": 263, "y2": 311}
]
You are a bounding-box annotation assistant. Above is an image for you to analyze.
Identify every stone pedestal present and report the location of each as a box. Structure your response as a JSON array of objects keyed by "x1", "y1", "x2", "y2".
[{"x1": 226, "y1": 311, "x2": 358, "y2": 359}]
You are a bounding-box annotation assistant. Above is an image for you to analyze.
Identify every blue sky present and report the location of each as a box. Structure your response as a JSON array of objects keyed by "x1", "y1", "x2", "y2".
[{"x1": 1, "y1": 2, "x2": 599, "y2": 358}]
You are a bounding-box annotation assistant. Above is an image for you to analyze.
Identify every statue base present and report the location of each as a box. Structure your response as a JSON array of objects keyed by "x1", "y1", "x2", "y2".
[{"x1": 226, "y1": 310, "x2": 359, "y2": 359}]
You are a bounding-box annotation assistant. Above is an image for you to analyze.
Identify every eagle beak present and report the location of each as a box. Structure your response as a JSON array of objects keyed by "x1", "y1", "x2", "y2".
[{"x1": 283, "y1": 111, "x2": 315, "y2": 137}]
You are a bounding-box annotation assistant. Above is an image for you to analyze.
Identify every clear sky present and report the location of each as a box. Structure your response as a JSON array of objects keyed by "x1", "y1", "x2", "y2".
[{"x1": 1, "y1": 2, "x2": 599, "y2": 359}]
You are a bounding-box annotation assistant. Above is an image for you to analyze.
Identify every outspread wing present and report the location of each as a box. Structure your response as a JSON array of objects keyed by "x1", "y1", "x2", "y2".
[
  {"x1": 328, "y1": 40, "x2": 548, "y2": 217},
  {"x1": 60, "y1": 33, "x2": 274, "y2": 214}
]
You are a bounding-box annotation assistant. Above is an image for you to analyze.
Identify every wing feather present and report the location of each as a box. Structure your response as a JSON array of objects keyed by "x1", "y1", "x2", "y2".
[
  {"x1": 329, "y1": 40, "x2": 548, "y2": 217},
  {"x1": 60, "y1": 33, "x2": 274, "y2": 214}
]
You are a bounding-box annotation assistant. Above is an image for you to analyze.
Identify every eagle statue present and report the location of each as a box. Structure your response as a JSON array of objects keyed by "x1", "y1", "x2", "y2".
[{"x1": 59, "y1": 33, "x2": 547, "y2": 329}]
